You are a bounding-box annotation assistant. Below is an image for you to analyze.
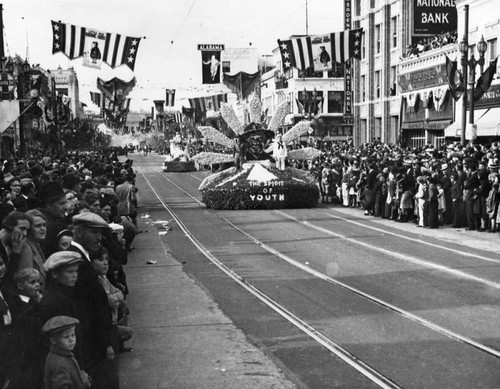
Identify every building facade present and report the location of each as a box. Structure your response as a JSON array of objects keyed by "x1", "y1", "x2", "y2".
[
  {"x1": 353, "y1": 0, "x2": 500, "y2": 147},
  {"x1": 51, "y1": 66, "x2": 82, "y2": 119},
  {"x1": 261, "y1": 45, "x2": 350, "y2": 141}
]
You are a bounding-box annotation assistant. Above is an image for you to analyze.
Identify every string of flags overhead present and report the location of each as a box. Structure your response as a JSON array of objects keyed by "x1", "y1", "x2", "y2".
[
  {"x1": 51, "y1": 20, "x2": 142, "y2": 71},
  {"x1": 277, "y1": 28, "x2": 363, "y2": 72}
]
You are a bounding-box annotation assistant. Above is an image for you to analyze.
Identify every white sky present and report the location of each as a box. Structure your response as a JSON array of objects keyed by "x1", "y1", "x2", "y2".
[{"x1": 1, "y1": 0, "x2": 344, "y2": 111}]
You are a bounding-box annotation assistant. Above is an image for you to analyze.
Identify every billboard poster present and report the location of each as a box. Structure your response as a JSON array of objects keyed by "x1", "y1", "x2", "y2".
[
  {"x1": 413, "y1": 0, "x2": 457, "y2": 36},
  {"x1": 198, "y1": 44, "x2": 224, "y2": 84}
]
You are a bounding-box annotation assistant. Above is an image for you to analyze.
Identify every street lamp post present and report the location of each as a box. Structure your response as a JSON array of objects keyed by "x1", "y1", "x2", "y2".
[
  {"x1": 302, "y1": 87, "x2": 323, "y2": 119},
  {"x1": 459, "y1": 5, "x2": 488, "y2": 145}
]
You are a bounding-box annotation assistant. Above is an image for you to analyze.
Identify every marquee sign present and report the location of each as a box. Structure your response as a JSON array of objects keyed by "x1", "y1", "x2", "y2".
[
  {"x1": 398, "y1": 63, "x2": 448, "y2": 92},
  {"x1": 343, "y1": 0, "x2": 353, "y2": 123},
  {"x1": 412, "y1": 0, "x2": 457, "y2": 36}
]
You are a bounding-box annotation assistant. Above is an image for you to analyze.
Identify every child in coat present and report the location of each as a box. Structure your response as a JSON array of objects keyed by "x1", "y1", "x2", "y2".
[{"x1": 42, "y1": 315, "x2": 91, "y2": 389}]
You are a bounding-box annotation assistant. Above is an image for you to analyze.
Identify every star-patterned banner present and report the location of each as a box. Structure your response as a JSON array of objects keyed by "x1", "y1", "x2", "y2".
[
  {"x1": 51, "y1": 20, "x2": 141, "y2": 71},
  {"x1": 278, "y1": 28, "x2": 363, "y2": 72}
]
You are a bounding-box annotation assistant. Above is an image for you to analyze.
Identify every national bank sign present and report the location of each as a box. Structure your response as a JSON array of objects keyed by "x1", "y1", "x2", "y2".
[{"x1": 413, "y1": 0, "x2": 457, "y2": 36}]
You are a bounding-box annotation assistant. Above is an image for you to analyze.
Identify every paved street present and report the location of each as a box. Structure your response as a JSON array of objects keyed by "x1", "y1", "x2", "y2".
[{"x1": 120, "y1": 153, "x2": 500, "y2": 388}]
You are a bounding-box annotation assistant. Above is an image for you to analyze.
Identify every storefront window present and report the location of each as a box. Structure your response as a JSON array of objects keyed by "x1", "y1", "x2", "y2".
[{"x1": 328, "y1": 91, "x2": 344, "y2": 113}]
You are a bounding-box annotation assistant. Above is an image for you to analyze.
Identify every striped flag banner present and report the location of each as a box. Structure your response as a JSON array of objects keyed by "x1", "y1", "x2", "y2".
[
  {"x1": 51, "y1": 20, "x2": 142, "y2": 71},
  {"x1": 277, "y1": 36, "x2": 313, "y2": 71},
  {"x1": 330, "y1": 28, "x2": 363, "y2": 64}
]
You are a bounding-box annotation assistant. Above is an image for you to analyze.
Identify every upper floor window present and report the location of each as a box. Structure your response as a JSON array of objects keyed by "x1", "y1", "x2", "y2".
[
  {"x1": 391, "y1": 17, "x2": 398, "y2": 48},
  {"x1": 376, "y1": 24, "x2": 381, "y2": 54},
  {"x1": 488, "y1": 38, "x2": 498, "y2": 61},
  {"x1": 375, "y1": 70, "x2": 381, "y2": 98}
]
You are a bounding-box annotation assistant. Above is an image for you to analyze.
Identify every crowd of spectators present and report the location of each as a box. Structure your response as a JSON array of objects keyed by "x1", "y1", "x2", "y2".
[
  {"x1": 404, "y1": 31, "x2": 458, "y2": 58},
  {"x1": 288, "y1": 138, "x2": 500, "y2": 232},
  {"x1": 0, "y1": 148, "x2": 138, "y2": 388}
]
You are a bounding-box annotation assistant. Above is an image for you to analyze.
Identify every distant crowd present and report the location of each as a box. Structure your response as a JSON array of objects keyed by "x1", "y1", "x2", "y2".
[
  {"x1": 0, "y1": 147, "x2": 138, "y2": 388},
  {"x1": 289, "y1": 138, "x2": 500, "y2": 232}
]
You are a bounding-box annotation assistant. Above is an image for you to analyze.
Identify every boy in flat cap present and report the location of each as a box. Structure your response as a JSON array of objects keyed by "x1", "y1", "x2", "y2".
[{"x1": 42, "y1": 315, "x2": 91, "y2": 389}]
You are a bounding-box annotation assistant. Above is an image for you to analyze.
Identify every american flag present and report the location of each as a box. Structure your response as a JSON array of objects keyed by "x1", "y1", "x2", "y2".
[
  {"x1": 278, "y1": 28, "x2": 363, "y2": 70},
  {"x1": 330, "y1": 28, "x2": 363, "y2": 63},
  {"x1": 51, "y1": 20, "x2": 141, "y2": 71},
  {"x1": 277, "y1": 36, "x2": 313, "y2": 71}
]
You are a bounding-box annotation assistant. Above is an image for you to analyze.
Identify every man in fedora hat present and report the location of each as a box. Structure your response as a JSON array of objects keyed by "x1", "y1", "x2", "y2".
[
  {"x1": 37, "y1": 181, "x2": 69, "y2": 257},
  {"x1": 67, "y1": 213, "x2": 117, "y2": 389}
]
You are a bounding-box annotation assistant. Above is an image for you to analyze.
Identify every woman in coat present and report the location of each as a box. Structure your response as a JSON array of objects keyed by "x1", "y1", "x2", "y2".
[{"x1": 17, "y1": 210, "x2": 47, "y2": 292}]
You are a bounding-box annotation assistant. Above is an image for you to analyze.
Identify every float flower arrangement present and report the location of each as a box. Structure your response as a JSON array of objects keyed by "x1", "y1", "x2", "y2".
[{"x1": 191, "y1": 94, "x2": 320, "y2": 210}]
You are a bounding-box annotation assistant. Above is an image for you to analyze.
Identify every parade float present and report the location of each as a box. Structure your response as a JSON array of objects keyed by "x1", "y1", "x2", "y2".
[
  {"x1": 162, "y1": 132, "x2": 196, "y2": 172},
  {"x1": 193, "y1": 96, "x2": 320, "y2": 210}
]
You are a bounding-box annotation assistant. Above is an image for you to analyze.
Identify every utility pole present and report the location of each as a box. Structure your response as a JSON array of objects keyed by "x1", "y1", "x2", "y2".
[{"x1": 0, "y1": 4, "x2": 5, "y2": 58}]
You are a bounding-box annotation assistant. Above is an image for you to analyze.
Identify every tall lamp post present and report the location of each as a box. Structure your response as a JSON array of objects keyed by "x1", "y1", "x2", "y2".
[
  {"x1": 302, "y1": 87, "x2": 323, "y2": 119},
  {"x1": 459, "y1": 5, "x2": 488, "y2": 145}
]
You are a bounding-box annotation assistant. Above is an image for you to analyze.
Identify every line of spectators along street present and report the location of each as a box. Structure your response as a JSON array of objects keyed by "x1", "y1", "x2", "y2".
[
  {"x1": 288, "y1": 138, "x2": 500, "y2": 232},
  {"x1": 0, "y1": 148, "x2": 139, "y2": 389},
  {"x1": 404, "y1": 31, "x2": 458, "y2": 58}
]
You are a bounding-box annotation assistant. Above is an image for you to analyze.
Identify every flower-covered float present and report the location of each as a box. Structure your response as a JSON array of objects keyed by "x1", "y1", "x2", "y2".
[
  {"x1": 162, "y1": 132, "x2": 196, "y2": 172},
  {"x1": 193, "y1": 95, "x2": 320, "y2": 210}
]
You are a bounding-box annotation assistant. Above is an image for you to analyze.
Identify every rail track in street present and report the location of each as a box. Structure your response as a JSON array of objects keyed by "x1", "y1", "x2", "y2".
[{"x1": 134, "y1": 156, "x2": 500, "y2": 388}]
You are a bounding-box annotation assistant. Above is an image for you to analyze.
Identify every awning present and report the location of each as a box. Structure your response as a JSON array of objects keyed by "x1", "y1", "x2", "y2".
[{"x1": 445, "y1": 108, "x2": 500, "y2": 138}]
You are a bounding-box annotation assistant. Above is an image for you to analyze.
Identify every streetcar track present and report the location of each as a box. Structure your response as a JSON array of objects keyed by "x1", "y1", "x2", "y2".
[
  {"x1": 150, "y1": 170, "x2": 500, "y2": 361},
  {"x1": 156, "y1": 171, "x2": 500, "y2": 290},
  {"x1": 141, "y1": 171, "x2": 402, "y2": 389},
  {"x1": 144, "y1": 170, "x2": 500, "y2": 378}
]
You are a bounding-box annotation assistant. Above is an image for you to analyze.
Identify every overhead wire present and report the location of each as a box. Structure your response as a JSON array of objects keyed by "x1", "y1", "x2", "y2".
[{"x1": 150, "y1": 0, "x2": 198, "y2": 85}]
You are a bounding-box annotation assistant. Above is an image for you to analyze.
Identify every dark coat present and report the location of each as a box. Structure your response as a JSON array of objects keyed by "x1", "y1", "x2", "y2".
[
  {"x1": 68, "y1": 243, "x2": 113, "y2": 369},
  {"x1": 43, "y1": 345, "x2": 90, "y2": 389}
]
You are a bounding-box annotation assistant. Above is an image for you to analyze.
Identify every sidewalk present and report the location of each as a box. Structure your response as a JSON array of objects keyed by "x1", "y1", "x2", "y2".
[
  {"x1": 118, "y1": 211, "x2": 296, "y2": 389},
  {"x1": 328, "y1": 204, "x2": 500, "y2": 254}
]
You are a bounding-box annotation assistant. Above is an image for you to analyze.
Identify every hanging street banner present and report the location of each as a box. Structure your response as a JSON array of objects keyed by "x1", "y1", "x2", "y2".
[
  {"x1": 412, "y1": 0, "x2": 457, "y2": 36},
  {"x1": 51, "y1": 20, "x2": 142, "y2": 71},
  {"x1": 198, "y1": 44, "x2": 224, "y2": 84}
]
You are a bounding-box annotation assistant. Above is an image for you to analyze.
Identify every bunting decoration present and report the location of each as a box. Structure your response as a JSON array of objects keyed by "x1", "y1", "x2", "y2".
[
  {"x1": 445, "y1": 56, "x2": 464, "y2": 101},
  {"x1": 188, "y1": 93, "x2": 228, "y2": 114},
  {"x1": 97, "y1": 77, "x2": 136, "y2": 103},
  {"x1": 166, "y1": 89, "x2": 176, "y2": 107},
  {"x1": 51, "y1": 20, "x2": 142, "y2": 71},
  {"x1": 223, "y1": 71, "x2": 260, "y2": 100},
  {"x1": 473, "y1": 57, "x2": 498, "y2": 102}
]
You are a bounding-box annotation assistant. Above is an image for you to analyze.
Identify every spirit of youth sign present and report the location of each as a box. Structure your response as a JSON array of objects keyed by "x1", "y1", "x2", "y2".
[
  {"x1": 413, "y1": 0, "x2": 457, "y2": 36},
  {"x1": 249, "y1": 181, "x2": 285, "y2": 202}
]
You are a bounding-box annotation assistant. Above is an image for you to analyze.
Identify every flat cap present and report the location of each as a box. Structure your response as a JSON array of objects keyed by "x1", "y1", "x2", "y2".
[
  {"x1": 72, "y1": 212, "x2": 109, "y2": 229},
  {"x1": 44, "y1": 251, "x2": 83, "y2": 272},
  {"x1": 42, "y1": 315, "x2": 80, "y2": 335}
]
